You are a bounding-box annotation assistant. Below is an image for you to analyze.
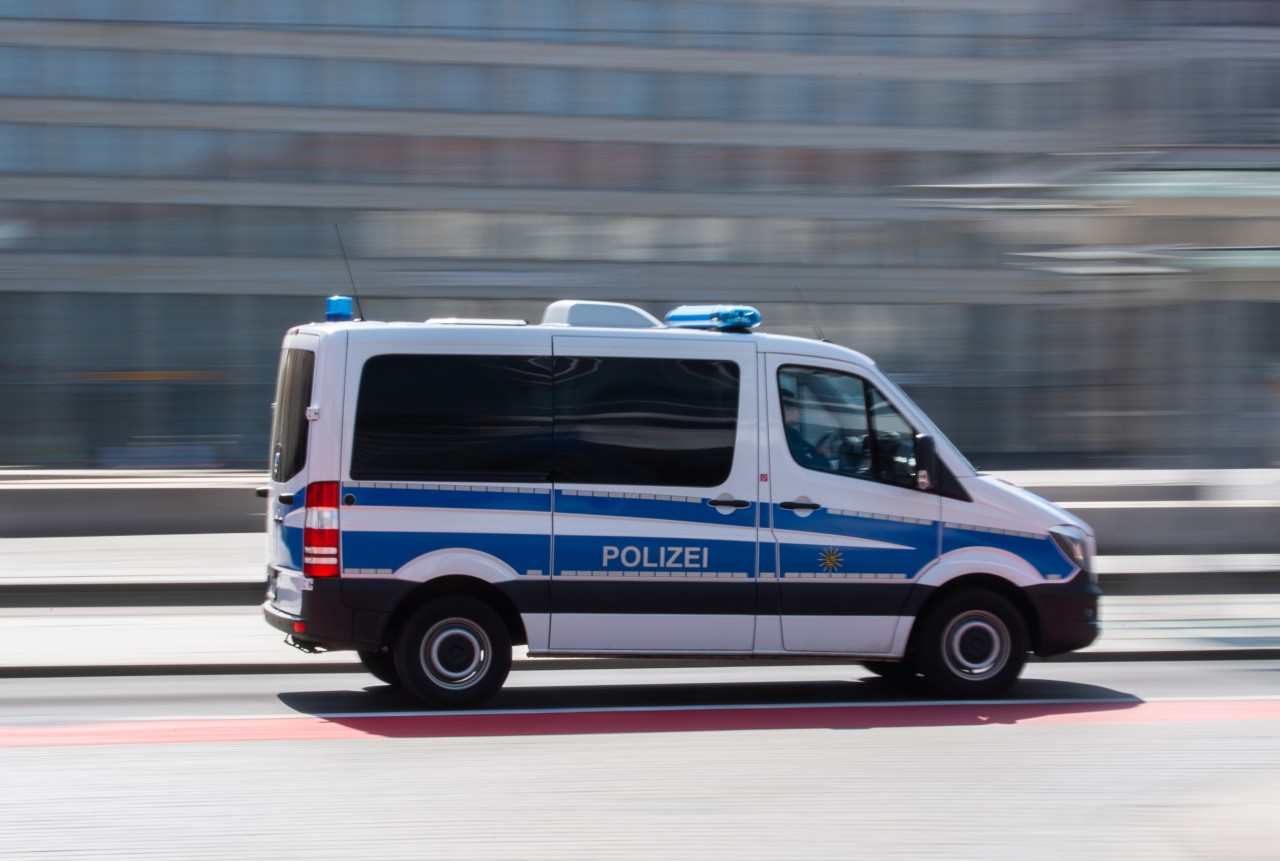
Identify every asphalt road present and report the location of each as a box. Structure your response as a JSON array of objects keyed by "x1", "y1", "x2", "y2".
[{"x1": 2, "y1": 662, "x2": 1277, "y2": 861}]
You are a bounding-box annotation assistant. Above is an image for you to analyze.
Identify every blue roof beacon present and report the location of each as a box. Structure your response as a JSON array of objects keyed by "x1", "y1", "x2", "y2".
[
  {"x1": 325, "y1": 295, "x2": 354, "y2": 322},
  {"x1": 664, "y1": 304, "x2": 763, "y2": 331}
]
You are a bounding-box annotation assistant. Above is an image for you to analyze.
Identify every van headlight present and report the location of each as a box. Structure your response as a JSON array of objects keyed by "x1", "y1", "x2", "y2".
[{"x1": 1050, "y1": 525, "x2": 1095, "y2": 584}]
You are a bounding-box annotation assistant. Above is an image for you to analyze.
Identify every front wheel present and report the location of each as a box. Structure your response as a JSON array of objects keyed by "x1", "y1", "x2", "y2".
[
  {"x1": 394, "y1": 596, "x2": 512, "y2": 708},
  {"x1": 916, "y1": 590, "x2": 1027, "y2": 698}
]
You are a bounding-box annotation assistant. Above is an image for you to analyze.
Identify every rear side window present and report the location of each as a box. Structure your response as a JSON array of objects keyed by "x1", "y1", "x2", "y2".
[
  {"x1": 554, "y1": 357, "x2": 740, "y2": 487},
  {"x1": 352, "y1": 354, "x2": 553, "y2": 482},
  {"x1": 269, "y1": 348, "x2": 314, "y2": 482}
]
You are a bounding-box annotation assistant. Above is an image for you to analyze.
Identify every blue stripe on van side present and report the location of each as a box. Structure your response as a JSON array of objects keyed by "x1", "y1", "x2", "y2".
[
  {"x1": 772, "y1": 505, "x2": 1074, "y2": 581},
  {"x1": 341, "y1": 530, "x2": 550, "y2": 576},
  {"x1": 554, "y1": 534, "x2": 758, "y2": 579},
  {"x1": 772, "y1": 506, "x2": 938, "y2": 583},
  {"x1": 555, "y1": 490, "x2": 754, "y2": 528},
  {"x1": 342, "y1": 486, "x2": 749, "y2": 525},
  {"x1": 278, "y1": 485, "x2": 306, "y2": 571},
  {"x1": 282, "y1": 524, "x2": 303, "y2": 571},
  {"x1": 942, "y1": 524, "x2": 1076, "y2": 580},
  {"x1": 331, "y1": 488, "x2": 1071, "y2": 582},
  {"x1": 343, "y1": 485, "x2": 551, "y2": 513},
  {"x1": 778, "y1": 546, "x2": 932, "y2": 579},
  {"x1": 773, "y1": 506, "x2": 935, "y2": 553}
]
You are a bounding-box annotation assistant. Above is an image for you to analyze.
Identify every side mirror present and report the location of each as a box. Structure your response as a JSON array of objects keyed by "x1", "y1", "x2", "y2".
[{"x1": 914, "y1": 433, "x2": 937, "y2": 492}]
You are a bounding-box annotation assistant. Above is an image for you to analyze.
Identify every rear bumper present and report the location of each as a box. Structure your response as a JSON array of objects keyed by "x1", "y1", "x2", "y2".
[{"x1": 262, "y1": 572, "x2": 394, "y2": 652}]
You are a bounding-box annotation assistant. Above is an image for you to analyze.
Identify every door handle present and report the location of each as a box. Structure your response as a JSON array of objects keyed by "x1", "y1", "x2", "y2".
[
  {"x1": 278, "y1": 493, "x2": 295, "y2": 505},
  {"x1": 779, "y1": 500, "x2": 821, "y2": 510},
  {"x1": 707, "y1": 498, "x2": 751, "y2": 509}
]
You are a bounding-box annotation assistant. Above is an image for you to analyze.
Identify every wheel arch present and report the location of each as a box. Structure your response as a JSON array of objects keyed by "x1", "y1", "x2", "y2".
[
  {"x1": 904, "y1": 573, "x2": 1040, "y2": 658},
  {"x1": 384, "y1": 575, "x2": 529, "y2": 650}
]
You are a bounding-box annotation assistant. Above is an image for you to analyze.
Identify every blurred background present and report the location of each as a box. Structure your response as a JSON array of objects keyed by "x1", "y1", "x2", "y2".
[{"x1": 0, "y1": 0, "x2": 1277, "y2": 471}]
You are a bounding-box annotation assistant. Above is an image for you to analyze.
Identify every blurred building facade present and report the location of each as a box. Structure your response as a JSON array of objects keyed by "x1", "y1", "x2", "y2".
[{"x1": 0, "y1": 0, "x2": 1277, "y2": 468}]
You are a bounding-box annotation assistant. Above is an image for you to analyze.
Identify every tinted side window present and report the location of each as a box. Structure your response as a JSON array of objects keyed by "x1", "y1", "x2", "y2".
[
  {"x1": 554, "y1": 357, "x2": 740, "y2": 486},
  {"x1": 778, "y1": 365, "x2": 918, "y2": 489},
  {"x1": 352, "y1": 355, "x2": 553, "y2": 482},
  {"x1": 778, "y1": 366, "x2": 867, "y2": 474},
  {"x1": 270, "y1": 348, "x2": 314, "y2": 482}
]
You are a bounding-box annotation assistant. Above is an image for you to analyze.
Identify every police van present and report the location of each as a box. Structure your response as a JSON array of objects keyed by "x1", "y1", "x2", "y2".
[{"x1": 262, "y1": 297, "x2": 1099, "y2": 706}]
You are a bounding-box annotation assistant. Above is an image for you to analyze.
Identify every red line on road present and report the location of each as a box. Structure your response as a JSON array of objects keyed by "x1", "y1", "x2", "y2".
[{"x1": 4, "y1": 699, "x2": 1279, "y2": 748}]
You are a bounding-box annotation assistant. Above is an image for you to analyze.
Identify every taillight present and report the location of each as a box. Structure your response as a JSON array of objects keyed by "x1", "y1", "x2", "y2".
[{"x1": 303, "y1": 481, "x2": 340, "y2": 578}]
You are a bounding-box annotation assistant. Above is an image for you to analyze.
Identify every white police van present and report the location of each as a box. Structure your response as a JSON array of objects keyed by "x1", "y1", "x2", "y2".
[{"x1": 262, "y1": 297, "x2": 1099, "y2": 706}]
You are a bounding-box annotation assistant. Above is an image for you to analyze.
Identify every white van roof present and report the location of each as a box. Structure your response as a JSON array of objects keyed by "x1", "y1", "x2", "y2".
[{"x1": 302, "y1": 298, "x2": 877, "y2": 367}]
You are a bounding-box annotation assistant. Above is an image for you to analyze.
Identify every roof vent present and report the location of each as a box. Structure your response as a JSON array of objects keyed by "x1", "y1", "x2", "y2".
[{"x1": 541, "y1": 300, "x2": 663, "y2": 329}]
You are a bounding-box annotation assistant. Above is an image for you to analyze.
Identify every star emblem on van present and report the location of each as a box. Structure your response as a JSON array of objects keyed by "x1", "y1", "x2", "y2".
[{"x1": 818, "y1": 547, "x2": 843, "y2": 572}]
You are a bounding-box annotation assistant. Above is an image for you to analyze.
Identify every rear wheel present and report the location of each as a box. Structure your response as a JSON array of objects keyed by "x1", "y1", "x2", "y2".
[
  {"x1": 917, "y1": 590, "x2": 1027, "y2": 698},
  {"x1": 358, "y1": 648, "x2": 400, "y2": 686},
  {"x1": 394, "y1": 596, "x2": 512, "y2": 708}
]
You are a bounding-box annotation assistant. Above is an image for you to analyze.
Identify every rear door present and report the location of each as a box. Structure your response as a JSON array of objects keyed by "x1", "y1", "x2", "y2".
[
  {"x1": 266, "y1": 334, "x2": 319, "y2": 615},
  {"x1": 549, "y1": 335, "x2": 760, "y2": 652},
  {"x1": 764, "y1": 355, "x2": 941, "y2": 655}
]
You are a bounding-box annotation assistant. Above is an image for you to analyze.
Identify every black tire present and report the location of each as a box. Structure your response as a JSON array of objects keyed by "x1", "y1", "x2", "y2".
[
  {"x1": 358, "y1": 648, "x2": 400, "y2": 687},
  {"x1": 861, "y1": 659, "x2": 919, "y2": 683},
  {"x1": 916, "y1": 589, "x2": 1028, "y2": 698},
  {"x1": 393, "y1": 596, "x2": 512, "y2": 708}
]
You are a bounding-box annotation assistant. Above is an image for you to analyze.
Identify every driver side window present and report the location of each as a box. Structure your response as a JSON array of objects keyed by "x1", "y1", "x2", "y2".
[{"x1": 778, "y1": 366, "x2": 918, "y2": 489}]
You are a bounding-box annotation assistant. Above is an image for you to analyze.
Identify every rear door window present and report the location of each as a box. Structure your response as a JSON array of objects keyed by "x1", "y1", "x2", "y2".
[{"x1": 269, "y1": 348, "x2": 314, "y2": 483}]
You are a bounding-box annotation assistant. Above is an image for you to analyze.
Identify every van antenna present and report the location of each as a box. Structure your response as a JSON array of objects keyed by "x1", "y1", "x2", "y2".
[
  {"x1": 333, "y1": 223, "x2": 366, "y2": 322},
  {"x1": 795, "y1": 286, "x2": 826, "y2": 341}
]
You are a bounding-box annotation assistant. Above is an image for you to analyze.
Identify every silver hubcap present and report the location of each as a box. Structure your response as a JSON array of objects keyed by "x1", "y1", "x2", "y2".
[
  {"x1": 420, "y1": 617, "x2": 490, "y2": 690},
  {"x1": 940, "y1": 610, "x2": 1010, "y2": 681}
]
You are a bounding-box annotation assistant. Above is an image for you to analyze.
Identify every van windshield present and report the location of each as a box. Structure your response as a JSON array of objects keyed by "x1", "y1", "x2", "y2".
[{"x1": 269, "y1": 348, "x2": 314, "y2": 483}]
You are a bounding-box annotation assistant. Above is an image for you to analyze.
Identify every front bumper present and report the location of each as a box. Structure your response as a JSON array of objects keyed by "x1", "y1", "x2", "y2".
[{"x1": 1026, "y1": 573, "x2": 1102, "y2": 656}]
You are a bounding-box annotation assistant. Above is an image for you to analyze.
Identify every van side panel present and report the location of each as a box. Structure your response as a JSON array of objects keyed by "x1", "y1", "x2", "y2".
[{"x1": 547, "y1": 336, "x2": 760, "y2": 653}]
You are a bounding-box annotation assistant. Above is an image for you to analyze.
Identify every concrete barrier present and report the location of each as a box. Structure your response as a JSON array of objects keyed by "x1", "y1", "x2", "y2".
[{"x1": 0, "y1": 471, "x2": 265, "y2": 538}]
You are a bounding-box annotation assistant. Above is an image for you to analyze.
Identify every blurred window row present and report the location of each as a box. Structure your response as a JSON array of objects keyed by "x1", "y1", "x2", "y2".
[
  {"x1": 1120, "y1": 0, "x2": 1280, "y2": 27},
  {"x1": 0, "y1": 1, "x2": 1096, "y2": 57},
  {"x1": 0, "y1": 201, "x2": 992, "y2": 267},
  {"x1": 0, "y1": 46, "x2": 1083, "y2": 129},
  {"x1": 0, "y1": 124, "x2": 1000, "y2": 192}
]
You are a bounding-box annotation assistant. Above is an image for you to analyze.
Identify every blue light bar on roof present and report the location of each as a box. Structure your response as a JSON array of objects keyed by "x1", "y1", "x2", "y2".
[
  {"x1": 326, "y1": 295, "x2": 354, "y2": 322},
  {"x1": 664, "y1": 304, "x2": 762, "y2": 331}
]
